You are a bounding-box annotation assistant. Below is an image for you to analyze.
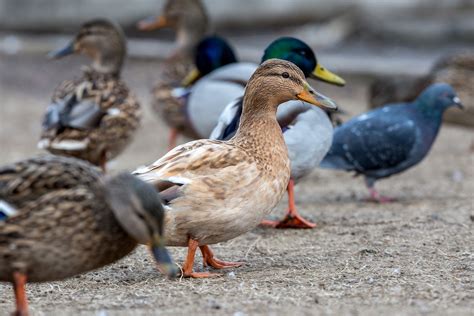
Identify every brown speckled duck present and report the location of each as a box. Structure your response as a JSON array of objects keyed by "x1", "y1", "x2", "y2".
[
  {"x1": 369, "y1": 52, "x2": 474, "y2": 127},
  {"x1": 138, "y1": 0, "x2": 209, "y2": 148},
  {"x1": 0, "y1": 155, "x2": 175, "y2": 316},
  {"x1": 133, "y1": 59, "x2": 337, "y2": 278},
  {"x1": 38, "y1": 19, "x2": 141, "y2": 171}
]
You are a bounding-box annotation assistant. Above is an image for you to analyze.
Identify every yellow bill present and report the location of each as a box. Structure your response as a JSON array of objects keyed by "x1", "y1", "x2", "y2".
[
  {"x1": 311, "y1": 63, "x2": 346, "y2": 87},
  {"x1": 181, "y1": 67, "x2": 201, "y2": 87}
]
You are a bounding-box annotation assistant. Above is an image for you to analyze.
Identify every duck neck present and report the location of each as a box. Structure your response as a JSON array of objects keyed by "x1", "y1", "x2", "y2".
[
  {"x1": 92, "y1": 48, "x2": 124, "y2": 77},
  {"x1": 233, "y1": 93, "x2": 285, "y2": 151}
]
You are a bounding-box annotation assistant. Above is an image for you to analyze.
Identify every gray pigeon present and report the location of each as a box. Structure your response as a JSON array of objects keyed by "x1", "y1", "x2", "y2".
[{"x1": 320, "y1": 83, "x2": 463, "y2": 202}]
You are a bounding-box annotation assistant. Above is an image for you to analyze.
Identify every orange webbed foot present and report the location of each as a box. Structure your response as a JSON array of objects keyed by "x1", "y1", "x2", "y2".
[
  {"x1": 260, "y1": 213, "x2": 316, "y2": 229},
  {"x1": 200, "y1": 245, "x2": 244, "y2": 269}
]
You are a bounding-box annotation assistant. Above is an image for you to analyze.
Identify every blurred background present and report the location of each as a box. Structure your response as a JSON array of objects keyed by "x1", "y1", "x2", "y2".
[{"x1": 0, "y1": 0, "x2": 473, "y2": 166}]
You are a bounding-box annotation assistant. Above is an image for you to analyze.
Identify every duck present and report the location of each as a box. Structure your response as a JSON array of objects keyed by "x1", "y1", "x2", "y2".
[
  {"x1": 133, "y1": 59, "x2": 338, "y2": 277},
  {"x1": 321, "y1": 83, "x2": 463, "y2": 202},
  {"x1": 209, "y1": 37, "x2": 346, "y2": 229},
  {"x1": 137, "y1": 0, "x2": 209, "y2": 148},
  {"x1": 0, "y1": 155, "x2": 176, "y2": 316},
  {"x1": 369, "y1": 52, "x2": 474, "y2": 128},
  {"x1": 38, "y1": 19, "x2": 141, "y2": 171}
]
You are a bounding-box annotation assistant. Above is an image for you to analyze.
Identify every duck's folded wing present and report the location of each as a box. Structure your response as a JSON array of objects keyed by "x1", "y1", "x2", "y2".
[
  {"x1": 42, "y1": 94, "x2": 107, "y2": 132},
  {"x1": 209, "y1": 96, "x2": 243, "y2": 140},
  {"x1": 132, "y1": 139, "x2": 258, "y2": 204}
]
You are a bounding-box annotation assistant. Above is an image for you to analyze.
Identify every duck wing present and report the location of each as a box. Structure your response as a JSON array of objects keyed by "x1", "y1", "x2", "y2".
[{"x1": 133, "y1": 139, "x2": 258, "y2": 205}]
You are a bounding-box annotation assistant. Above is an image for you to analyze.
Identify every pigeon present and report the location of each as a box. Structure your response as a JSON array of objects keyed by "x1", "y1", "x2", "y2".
[{"x1": 320, "y1": 83, "x2": 463, "y2": 202}]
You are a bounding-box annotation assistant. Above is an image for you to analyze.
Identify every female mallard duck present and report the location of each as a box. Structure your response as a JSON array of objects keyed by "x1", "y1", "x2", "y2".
[
  {"x1": 138, "y1": 0, "x2": 209, "y2": 148},
  {"x1": 369, "y1": 52, "x2": 474, "y2": 127},
  {"x1": 0, "y1": 155, "x2": 175, "y2": 316},
  {"x1": 209, "y1": 37, "x2": 346, "y2": 229},
  {"x1": 38, "y1": 19, "x2": 141, "y2": 171},
  {"x1": 133, "y1": 59, "x2": 337, "y2": 277}
]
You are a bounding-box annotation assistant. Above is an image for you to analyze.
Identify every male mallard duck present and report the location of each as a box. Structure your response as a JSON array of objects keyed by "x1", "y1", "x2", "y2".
[
  {"x1": 209, "y1": 37, "x2": 346, "y2": 229},
  {"x1": 321, "y1": 83, "x2": 463, "y2": 202},
  {"x1": 133, "y1": 59, "x2": 337, "y2": 277},
  {"x1": 369, "y1": 52, "x2": 474, "y2": 127},
  {"x1": 38, "y1": 19, "x2": 141, "y2": 171},
  {"x1": 138, "y1": 0, "x2": 209, "y2": 148},
  {"x1": 0, "y1": 155, "x2": 175, "y2": 316}
]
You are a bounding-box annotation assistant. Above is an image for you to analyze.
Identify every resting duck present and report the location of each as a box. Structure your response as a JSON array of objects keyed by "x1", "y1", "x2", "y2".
[
  {"x1": 0, "y1": 155, "x2": 175, "y2": 316},
  {"x1": 138, "y1": 0, "x2": 209, "y2": 148},
  {"x1": 133, "y1": 59, "x2": 337, "y2": 277},
  {"x1": 321, "y1": 83, "x2": 463, "y2": 202},
  {"x1": 209, "y1": 37, "x2": 345, "y2": 229},
  {"x1": 369, "y1": 52, "x2": 474, "y2": 128},
  {"x1": 38, "y1": 19, "x2": 141, "y2": 171}
]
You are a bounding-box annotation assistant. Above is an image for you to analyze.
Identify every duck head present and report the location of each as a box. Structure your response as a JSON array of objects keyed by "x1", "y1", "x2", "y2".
[
  {"x1": 262, "y1": 37, "x2": 345, "y2": 87},
  {"x1": 243, "y1": 59, "x2": 338, "y2": 114},
  {"x1": 137, "y1": 0, "x2": 208, "y2": 52},
  {"x1": 48, "y1": 19, "x2": 126, "y2": 76},
  {"x1": 182, "y1": 35, "x2": 238, "y2": 86},
  {"x1": 416, "y1": 83, "x2": 463, "y2": 114},
  {"x1": 104, "y1": 173, "x2": 177, "y2": 278}
]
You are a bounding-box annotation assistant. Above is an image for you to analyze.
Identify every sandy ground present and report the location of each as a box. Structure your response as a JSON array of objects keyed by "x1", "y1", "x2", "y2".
[{"x1": 0, "y1": 54, "x2": 473, "y2": 316}]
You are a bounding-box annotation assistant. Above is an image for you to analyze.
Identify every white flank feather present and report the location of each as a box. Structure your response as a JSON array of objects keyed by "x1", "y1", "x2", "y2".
[{"x1": 0, "y1": 200, "x2": 17, "y2": 217}]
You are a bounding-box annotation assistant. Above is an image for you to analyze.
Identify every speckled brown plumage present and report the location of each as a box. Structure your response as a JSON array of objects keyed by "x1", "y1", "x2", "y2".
[
  {"x1": 39, "y1": 19, "x2": 142, "y2": 168},
  {"x1": 41, "y1": 68, "x2": 141, "y2": 164},
  {"x1": 152, "y1": 61, "x2": 200, "y2": 138},
  {"x1": 0, "y1": 156, "x2": 135, "y2": 283},
  {"x1": 141, "y1": 0, "x2": 209, "y2": 140}
]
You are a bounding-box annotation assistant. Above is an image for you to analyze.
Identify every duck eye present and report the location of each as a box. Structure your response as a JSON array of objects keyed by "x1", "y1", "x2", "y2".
[{"x1": 282, "y1": 72, "x2": 289, "y2": 78}]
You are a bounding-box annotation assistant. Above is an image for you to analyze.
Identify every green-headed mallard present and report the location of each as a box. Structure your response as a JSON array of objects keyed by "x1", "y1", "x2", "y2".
[
  {"x1": 208, "y1": 37, "x2": 345, "y2": 228},
  {"x1": 133, "y1": 59, "x2": 337, "y2": 277},
  {"x1": 38, "y1": 19, "x2": 141, "y2": 171},
  {"x1": 0, "y1": 155, "x2": 175, "y2": 316},
  {"x1": 138, "y1": 0, "x2": 209, "y2": 148}
]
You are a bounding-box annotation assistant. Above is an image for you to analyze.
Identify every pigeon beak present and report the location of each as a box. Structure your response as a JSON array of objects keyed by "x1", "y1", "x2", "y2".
[
  {"x1": 297, "y1": 81, "x2": 338, "y2": 111},
  {"x1": 453, "y1": 96, "x2": 464, "y2": 109}
]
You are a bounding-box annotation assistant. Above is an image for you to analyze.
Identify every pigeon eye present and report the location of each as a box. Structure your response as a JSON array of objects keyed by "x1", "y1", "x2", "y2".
[{"x1": 282, "y1": 72, "x2": 289, "y2": 78}]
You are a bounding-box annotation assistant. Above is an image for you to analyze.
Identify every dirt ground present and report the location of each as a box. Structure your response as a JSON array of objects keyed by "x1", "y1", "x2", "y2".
[{"x1": 0, "y1": 54, "x2": 473, "y2": 316}]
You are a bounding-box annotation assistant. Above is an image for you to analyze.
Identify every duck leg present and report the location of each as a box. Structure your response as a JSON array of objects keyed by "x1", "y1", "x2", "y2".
[
  {"x1": 168, "y1": 128, "x2": 178, "y2": 150},
  {"x1": 13, "y1": 272, "x2": 29, "y2": 316},
  {"x1": 200, "y1": 245, "x2": 244, "y2": 269},
  {"x1": 260, "y1": 179, "x2": 316, "y2": 229},
  {"x1": 182, "y1": 239, "x2": 221, "y2": 278}
]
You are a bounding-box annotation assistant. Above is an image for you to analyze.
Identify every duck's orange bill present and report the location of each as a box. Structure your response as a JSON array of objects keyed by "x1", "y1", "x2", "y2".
[
  {"x1": 137, "y1": 15, "x2": 169, "y2": 31},
  {"x1": 296, "y1": 81, "x2": 338, "y2": 111}
]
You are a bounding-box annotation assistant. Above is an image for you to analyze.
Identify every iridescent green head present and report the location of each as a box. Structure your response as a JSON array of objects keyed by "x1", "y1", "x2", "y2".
[{"x1": 261, "y1": 37, "x2": 345, "y2": 86}]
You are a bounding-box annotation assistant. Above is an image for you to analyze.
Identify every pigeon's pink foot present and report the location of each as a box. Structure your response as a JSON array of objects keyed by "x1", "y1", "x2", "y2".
[{"x1": 366, "y1": 188, "x2": 396, "y2": 204}]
